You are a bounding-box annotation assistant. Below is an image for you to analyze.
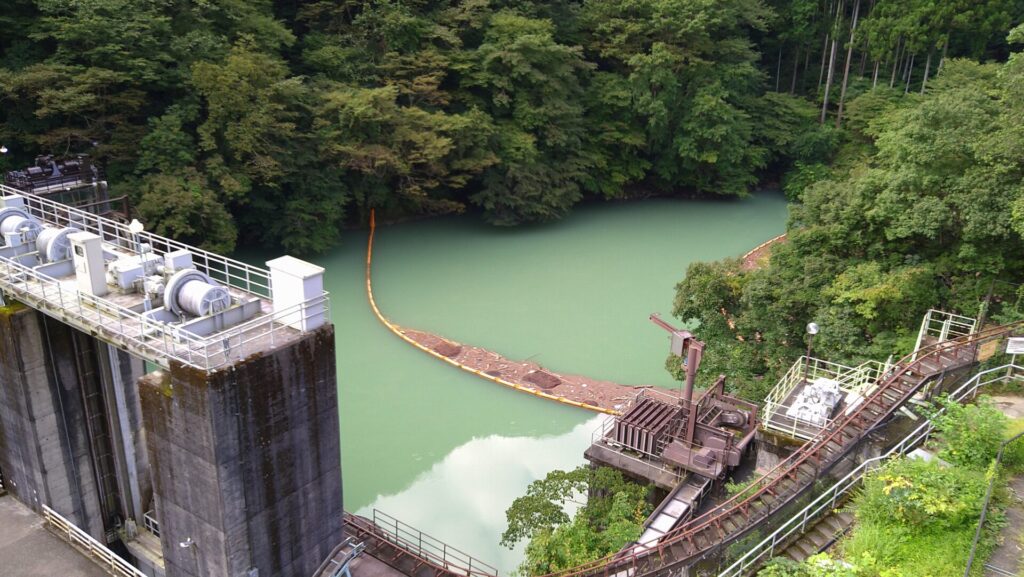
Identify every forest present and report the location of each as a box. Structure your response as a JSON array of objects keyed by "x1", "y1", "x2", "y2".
[
  {"x1": 1, "y1": 0, "x2": 1019, "y2": 256},
  {"x1": 672, "y1": 14, "x2": 1024, "y2": 402},
  {"x1": 3, "y1": 0, "x2": 1024, "y2": 398}
]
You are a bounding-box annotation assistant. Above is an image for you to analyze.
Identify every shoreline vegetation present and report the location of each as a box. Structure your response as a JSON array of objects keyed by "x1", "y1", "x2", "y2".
[{"x1": 7, "y1": 1, "x2": 1018, "y2": 257}]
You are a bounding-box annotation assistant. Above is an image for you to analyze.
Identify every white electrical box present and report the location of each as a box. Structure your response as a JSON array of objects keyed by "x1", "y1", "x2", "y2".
[
  {"x1": 163, "y1": 249, "x2": 193, "y2": 273},
  {"x1": 107, "y1": 253, "x2": 161, "y2": 290},
  {"x1": 69, "y1": 232, "x2": 108, "y2": 297},
  {"x1": 266, "y1": 256, "x2": 325, "y2": 332}
]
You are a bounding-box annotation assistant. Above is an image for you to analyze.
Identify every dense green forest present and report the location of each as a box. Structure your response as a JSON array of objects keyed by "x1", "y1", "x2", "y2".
[
  {"x1": 2, "y1": 0, "x2": 1019, "y2": 257},
  {"x1": 3, "y1": 0, "x2": 1023, "y2": 395},
  {"x1": 669, "y1": 16, "x2": 1024, "y2": 401}
]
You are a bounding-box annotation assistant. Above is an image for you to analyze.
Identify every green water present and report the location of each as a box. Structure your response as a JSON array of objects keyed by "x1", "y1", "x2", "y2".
[{"x1": 303, "y1": 194, "x2": 787, "y2": 573}]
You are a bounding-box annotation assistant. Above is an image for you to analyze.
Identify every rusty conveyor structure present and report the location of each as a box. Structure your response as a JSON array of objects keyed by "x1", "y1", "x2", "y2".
[{"x1": 540, "y1": 321, "x2": 1021, "y2": 577}]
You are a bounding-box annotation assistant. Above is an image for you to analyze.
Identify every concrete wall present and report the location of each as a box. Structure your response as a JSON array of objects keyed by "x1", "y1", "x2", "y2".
[
  {"x1": 99, "y1": 343, "x2": 151, "y2": 526},
  {"x1": 0, "y1": 304, "x2": 106, "y2": 538},
  {"x1": 140, "y1": 324, "x2": 342, "y2": 577}
]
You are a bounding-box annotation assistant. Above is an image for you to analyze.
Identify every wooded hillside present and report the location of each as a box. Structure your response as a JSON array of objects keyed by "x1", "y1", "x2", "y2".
[{"x1": 2, "y1": 1, "x2": 1018, "y2": 254}]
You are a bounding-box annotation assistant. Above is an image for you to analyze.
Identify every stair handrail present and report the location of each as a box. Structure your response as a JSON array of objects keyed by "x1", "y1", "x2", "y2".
[
  {"x1": 344, "y1": 511, "x2": 499, "y2": 577},
  {"x1": 719, "y1": 362, "x2": 1024, "y2": 577},
  {"x1": 41, "y1": 504, "x2": 147, "y2": 577},
  {"x1": 534, "y1": 320, "x2": 1023, "y2": 577},
  {"x1": 963, "y1": 427, "x2": 1024, "y2": 576}
]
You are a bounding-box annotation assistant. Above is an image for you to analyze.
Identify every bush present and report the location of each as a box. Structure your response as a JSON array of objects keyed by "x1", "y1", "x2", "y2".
[
  {"x1": 758, "y1": 553, "x2": 878, "y2": 577},
  {"x1": 854, "y1": 458, "x2": 987, "y2": 530},
  {"x1": 930, "y1": 395, "x2": 1008, "y2": 470},
  {"x1": 841, "y1": 457, "x2": 996, "y2": 577},
  {"x1": 1002, "y1": 418, "x2": 1024, "y2": 472},
  {"x1": 502, "y1": 466, "x2": 652, "y2": 575}
]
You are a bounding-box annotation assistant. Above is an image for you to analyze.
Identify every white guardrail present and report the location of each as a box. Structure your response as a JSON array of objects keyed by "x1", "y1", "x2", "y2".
[
  {"x1": 0, "y1": 184, "x2": 329, "y2": 372},
  {"x1": 762, "y1": 358, "x2": 887, "y2": 440},
  {"x1": 42, "y1": 504, "x2": 148, "y2": 577},
  {"x1": 913, "y1": 309, "x2": 978, "y2": 361},
  {"x1": 718, "y1": 363, "x2": 1024, "y2": 577}
]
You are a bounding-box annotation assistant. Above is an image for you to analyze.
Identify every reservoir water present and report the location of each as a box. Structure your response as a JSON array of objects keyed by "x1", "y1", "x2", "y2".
[{"x1": 302, "y1": 194, "x2": 787, "y2": 573}]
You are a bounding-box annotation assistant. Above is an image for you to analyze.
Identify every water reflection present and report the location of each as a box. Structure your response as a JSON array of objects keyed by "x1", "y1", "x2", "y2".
[{"x1": 357, "y1": 415, "x2": 604, "y2": 574}]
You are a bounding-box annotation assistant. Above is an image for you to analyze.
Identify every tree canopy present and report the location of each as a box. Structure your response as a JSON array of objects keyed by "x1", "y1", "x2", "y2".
[
  {"x1": 12, "y1": 1, "x2": 1018, "y2": 253},
  {"x1": 501, "y1": 466, "x2": 652, "y2": 575},
  {"x1": 671, "y1": 26, "x2": 1024, "y2": 401}
]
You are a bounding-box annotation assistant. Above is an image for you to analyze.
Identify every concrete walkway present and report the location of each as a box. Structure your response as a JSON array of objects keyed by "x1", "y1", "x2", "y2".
[
  {"x1": 985, "y1": 475, "x2": 1024, "y2": 577},
  {"x1": 986, "y1": 395, "x2": 1024, "y2": 577},
  {"x1": 0, "y1": 495, "x2": 111, "y2": 577}
]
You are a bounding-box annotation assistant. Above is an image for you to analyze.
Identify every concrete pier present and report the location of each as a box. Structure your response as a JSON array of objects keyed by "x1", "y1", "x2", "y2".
[
  {"x1": 139, "y1": 324, "x2": 342, "y2": 577},
  {"x1": 0, "y1": 190, "x2": 344, "y2": 577}
]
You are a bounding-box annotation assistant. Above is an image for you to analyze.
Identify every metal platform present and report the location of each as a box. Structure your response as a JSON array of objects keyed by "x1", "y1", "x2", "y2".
[
  {"x1": 0, "y1": 185, "x2": 328, "y2": 371},
  {"x1": 541, "y1": 318, "x2": 1018, "y2": 577}
]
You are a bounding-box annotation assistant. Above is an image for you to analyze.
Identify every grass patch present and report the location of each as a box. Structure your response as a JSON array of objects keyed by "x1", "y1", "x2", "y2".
[
  {"x1": 1005, "y1": 417, "x2": 1024, "y2": 473},
  {"x1": 840, "y1": 516, "x2": 999, "y2": 577},
  {"x1": 837, "y1": 457, "x2": 1002, "y2": 577}
]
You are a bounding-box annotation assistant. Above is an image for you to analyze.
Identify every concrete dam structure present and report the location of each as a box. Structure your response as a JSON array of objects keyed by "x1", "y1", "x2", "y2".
[{"x1": 0, "y1": 184, "x2": 342, "y2": 577}]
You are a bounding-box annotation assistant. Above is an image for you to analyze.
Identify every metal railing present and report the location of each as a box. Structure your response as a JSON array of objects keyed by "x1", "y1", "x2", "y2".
[
  {"x1": 964, "y1": 427, "x2": 1024, "y2": 576},
  {"x1": 41, "y1": 504, "x2": 148, "y2": 577},
  {"x1": 346, "y1": 510, "x2": 498, "y2": 577},
  {"x1": 0, "y1": 185, "x2": 330, "y2": 371},
  {"x1": 763, "y1": 357, "x2": 852, "y2": 410},
  {"x1": 3, "y1": 184, "x2": 272, "y2": 297},
  {"x1": 142, "y1": 510, "x2": 160, "y2": 537},
  {"x1": 914, "y1": 309, "x2": 978, "y2": 360},
  {"x1": 0, "y1": 252, "x2": 329, "y2": 370},
  {"x1": 4, "y1": 172, "x2": 103, "y2": 195},
  {"x1": 762, "y1": 358, "x2": 887, "y2": 440},
  {"x1": 718, "y1": 363, "x2": 1024, "y2": 577}
]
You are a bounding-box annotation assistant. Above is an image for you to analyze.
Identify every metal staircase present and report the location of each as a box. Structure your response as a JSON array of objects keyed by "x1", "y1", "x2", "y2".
[
  {"x1": 539, "y1": 320, "x2": 1021, "y2": 577},
  {"x1": 341, "y1": 511, "x2": 498, "y2": 577},
  {"x1": 780, "y1": 510, "x2": 854, "y2": 562}
]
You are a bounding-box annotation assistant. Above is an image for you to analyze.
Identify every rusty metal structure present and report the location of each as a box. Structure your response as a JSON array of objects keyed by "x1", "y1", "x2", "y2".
[
  {"x1": 331, "y1": 511, "x2": 498, "y2": 577},
  {"x1": 594, "y1": 315, "x2": 758, "y2": 480},
  {"x1": 545, "y1": 320, "x2": 1022, "y2": 577}
]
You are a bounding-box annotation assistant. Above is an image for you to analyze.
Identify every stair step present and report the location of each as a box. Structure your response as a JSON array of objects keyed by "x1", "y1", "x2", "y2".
[
  {"x1": 796, "y1": 539, "x2": 819, "y2": 557},
  {"x1": 722, "y1": 519, "x2": 738, "y2": 534},
  {"x1": 784, "y1": 547, "x2": 806, "y2": 563},
  {"x1": 823, "y1": 516, "x2": 846, "y2": 535},
  {"x1": 807, "y1": 529, "x2": 829, "y2": 548}
]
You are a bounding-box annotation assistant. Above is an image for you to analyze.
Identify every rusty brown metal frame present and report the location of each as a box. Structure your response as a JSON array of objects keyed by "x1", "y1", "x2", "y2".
[{"x1": 537, "y1": 321, "x2": 1023, "y2": 577}]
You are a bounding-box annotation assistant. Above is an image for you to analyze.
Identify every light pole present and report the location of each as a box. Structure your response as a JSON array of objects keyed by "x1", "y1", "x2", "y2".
[
  {"x1": 0, "y1": 145, "x2": 8, "y2": 154},
  {"x1": 804, "y1": 322, "x2": 819, "y2": 382}
]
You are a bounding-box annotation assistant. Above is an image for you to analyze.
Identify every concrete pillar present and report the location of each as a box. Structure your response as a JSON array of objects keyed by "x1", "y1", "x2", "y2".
[
  {"x1": 140, "y1": 324, "x2": 342, "y2": 577},
  {"x1": 754, "y1": 429, "x2": 805, "y2": 473},
  {"x1": 0, "y1": 303, "x2": 106, "y2": 538}
]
